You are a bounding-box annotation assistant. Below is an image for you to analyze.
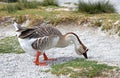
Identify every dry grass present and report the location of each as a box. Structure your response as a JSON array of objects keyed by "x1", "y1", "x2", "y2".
[{"x1": 0, "y1": 3, "x2": 120, "y2": 35}]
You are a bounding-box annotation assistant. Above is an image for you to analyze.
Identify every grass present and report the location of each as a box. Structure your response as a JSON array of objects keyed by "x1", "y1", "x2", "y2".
[
  {"x1": 0, "y1": 4, "x2": 120, "y2": 77},
  {"x1": 78, "y1": 0, "x2": 116, "y2": 14},
  {"x1": 17, "y1": 0, "x2": 41, "y2": 9},
  {"x1": 0, "y1": 2, "x2": 120, "y2": 35},
  {"x1": 41, "y1": 0, "x2": 58, "y2": 6},
  {"x1": 0, "y1": 0, "x2": 58, "y2": 13},
  {"x1": 1, "y1": 0, "x2": 18, "y2": 2},
  {"x1": 4, "y1": 3, "x2": 17, "y2": 13},
  {"x1": 0, "y1": 36, "x2": 24, "y2": 53},
  {"x1": 2, "y1": 1, "x2": 41, "y2": 13},
  {"x1": 47, "y1": 58, "x2": 119, "y2": 78},
  {"x1": 12, "y1": 8, "x2": 82, "y2": 25}
]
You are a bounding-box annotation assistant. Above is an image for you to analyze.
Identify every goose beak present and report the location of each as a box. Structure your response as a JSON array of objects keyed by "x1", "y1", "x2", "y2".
[{"x1": 83, "y1": 49, "x2": 88, "y2": 59}]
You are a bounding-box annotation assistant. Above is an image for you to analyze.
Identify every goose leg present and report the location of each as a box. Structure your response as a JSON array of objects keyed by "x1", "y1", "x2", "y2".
[
  {"x1": 43, "y1": 53, "x2": 57, "y2": 61},
  {"x1": 34, "y1": 51, "x2": 47, "y2": 66}
]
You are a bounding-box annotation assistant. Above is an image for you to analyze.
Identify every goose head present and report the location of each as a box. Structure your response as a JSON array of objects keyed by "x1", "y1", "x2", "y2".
[
  {"x1": 65, "y1": 32, "x2": 88, "y2": 59},
  {"x1": 75, "y1": 45, "x2": 88, "y2": 58}
]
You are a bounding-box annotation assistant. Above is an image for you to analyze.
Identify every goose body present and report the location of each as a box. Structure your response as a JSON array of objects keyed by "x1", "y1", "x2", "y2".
[
  {"x1": 13, "y1": 22, "x2": 88, "y2": 66},
  {"x1": 17, "y1": 26, "x2": 62, "y2": 56}
]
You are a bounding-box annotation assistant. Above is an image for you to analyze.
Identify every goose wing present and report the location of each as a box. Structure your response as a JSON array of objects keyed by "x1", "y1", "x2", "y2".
[
  {"x1": 19, "y1": 26, "x2": 62, "y2": 39},
  {"x1": 32, "y1": 35, "x2": 60, "y2": 51},
  {"x1": 18, "y1": 26, "x2": 62, "y2": 50}
]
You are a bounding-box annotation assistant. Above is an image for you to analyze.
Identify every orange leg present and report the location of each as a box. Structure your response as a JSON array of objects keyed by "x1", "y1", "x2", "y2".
[
  {"x1": 43, "y1": 53, "x2": 57, "y2": 61},
  {"x1": 34, "y1": 51, "x2": 47, "y2": 66}
]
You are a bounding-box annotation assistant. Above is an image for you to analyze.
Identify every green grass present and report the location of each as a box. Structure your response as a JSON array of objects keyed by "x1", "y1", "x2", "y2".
[
  {"x1": 48, "y1": 58, "x2": 119, "y2": 78},
  {"x1": 0, "y1": 0, "x2": 58, "y2": 13},
  {"x1": 0, "y1": 36, "x2": 24, "y2": 53},
  {"x1": 42, "y1": 0, "x2": 58, "y2": 6},
  {"x1": 11, "y1": 8, "x2": 81, "y2": 25},
  {"x1": 17, "y1": 0, "x2": 40, "y2": 9},
  {"x1": 1, "y1": 0, "x2": 18, "y2": 2},
  {"x1": 78, "y1": 0, "x2": 116, "y2": 14},
  {"x1": 0, "y1": 3, "x2": 120, "y2": 35},
  {"x1": 2, "y1": 1, "x2": 41, "y2": 13},
  {"x1": 4, "y1": 3, "x2": 17, "y2": 13}
]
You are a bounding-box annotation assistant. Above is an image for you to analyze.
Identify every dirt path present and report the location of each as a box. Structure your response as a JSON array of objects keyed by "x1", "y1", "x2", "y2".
[
  {"x1": 0, "y1": 24, "x2": 120, "y2": 78},
  {"x1": 0, "y1": 25, "x2": 15, "y2": 39}
]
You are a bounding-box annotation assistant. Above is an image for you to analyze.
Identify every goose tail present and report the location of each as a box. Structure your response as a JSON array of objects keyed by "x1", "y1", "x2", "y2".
[{"x1": 13, "y1": 21, "x2": 22, "y2": 31}]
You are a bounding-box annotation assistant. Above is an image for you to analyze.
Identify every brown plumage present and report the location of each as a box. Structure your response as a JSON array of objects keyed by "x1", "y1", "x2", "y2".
[
  {"x1": 13, "y1": 22, "x2": 88, "y2": 66},
  {"x1": 18, "y1": 26, "x2": 62, "y2": 39}
]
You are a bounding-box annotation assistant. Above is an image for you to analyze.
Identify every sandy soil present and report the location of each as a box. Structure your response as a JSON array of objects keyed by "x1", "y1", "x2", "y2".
[{"x1": 0, "y1": 24, "x2": 120, "y2": 78}]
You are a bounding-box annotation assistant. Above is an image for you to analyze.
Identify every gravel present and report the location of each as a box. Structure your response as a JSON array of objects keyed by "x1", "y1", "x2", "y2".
[{"x1": 0, "y1": 24, "x2": 120, "y2": 78}]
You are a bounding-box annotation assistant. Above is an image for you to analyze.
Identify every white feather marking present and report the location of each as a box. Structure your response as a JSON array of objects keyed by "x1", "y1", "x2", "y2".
[
  {"x1": 16, "y1": 32, "x2": 21, "y2": 37},
  {"x1": 42, "y1": 36, "x2": 60, "y2": 50},
  {"x1": 66, "y1": 34, "x2": 80, "y2": 48},
  {"x1": 41, "y1": 36, "x2": 48, "y2": 40},
  {"x1": 18, "y1": 36, "x2": 59, "y2": 56},
  {"x1": 13, "y1": 22, "x2": 19, "y2": 30},
  {"x1": 13, "y1": 22, "x2": 22, "y2": 37},
  {"x1": 18, "y1": 38, "x2": 37, "y2": 56}
]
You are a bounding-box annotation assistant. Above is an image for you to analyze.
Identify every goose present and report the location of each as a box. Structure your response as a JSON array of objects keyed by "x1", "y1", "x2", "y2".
[{"x1": 13, "y1": 21, "x2": 88, "y2": 66}]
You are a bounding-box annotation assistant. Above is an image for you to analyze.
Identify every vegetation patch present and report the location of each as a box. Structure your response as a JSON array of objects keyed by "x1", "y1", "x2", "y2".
[
  {"x1": 1, "y1": 0, "x2": 18, "y2": 2},
  {"x1": 0, "y1": 36, "x2": 24, "y2": 53},
  {"x1": 0, "y1": 0, "x2": 58, "y2": 13},
  {"x1": 78, "y1": 0, "x2": 116, "y2": 14},
  {"x1": 41, "y1": 0, "x2": 58, "y2": 6},
  {"x1": 0, "y1": 2, "x2": 120, "y2": 36},
  {"x1": 47, "y1": 58, "x2": 119, "y2": 78},
  {"x1": 2, "y1": 1, "x2": 41, "y2": 13}
]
